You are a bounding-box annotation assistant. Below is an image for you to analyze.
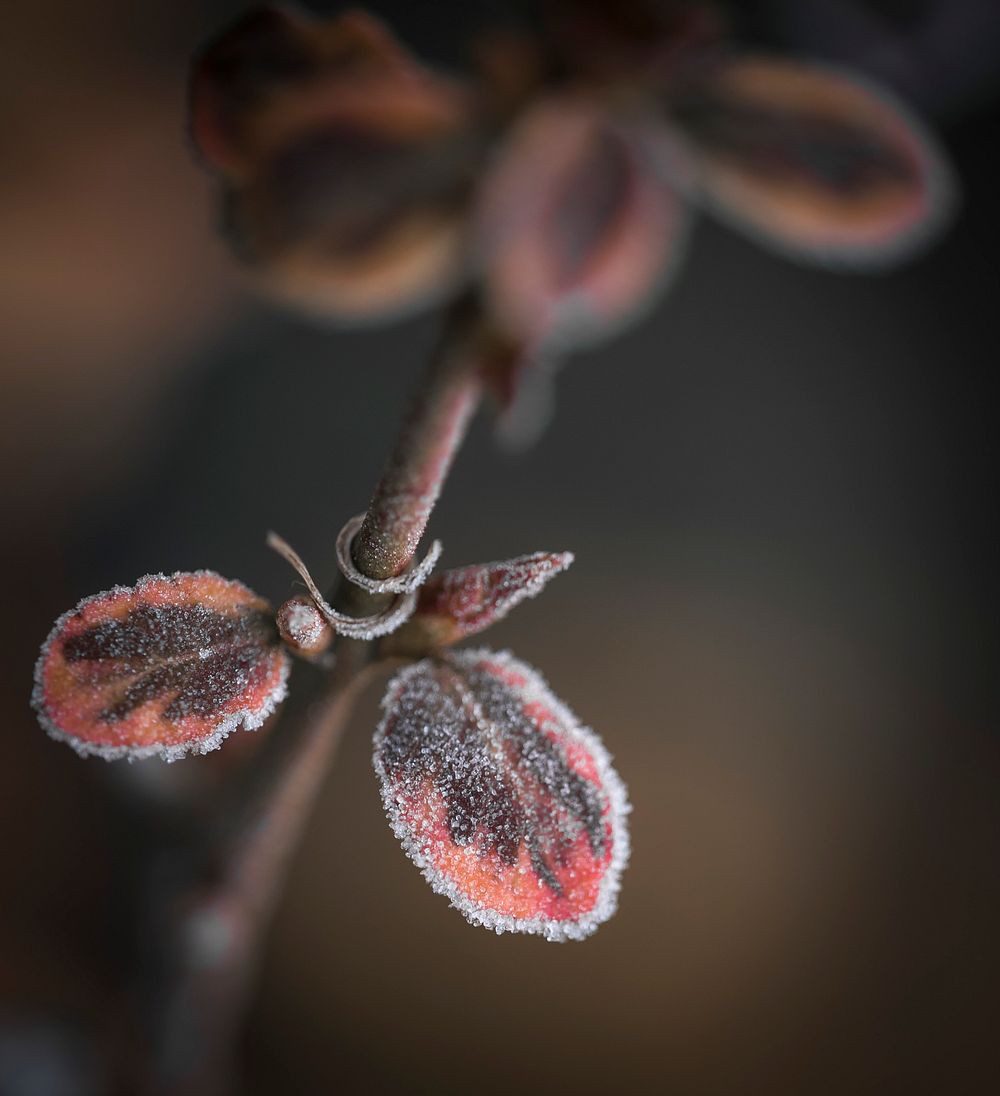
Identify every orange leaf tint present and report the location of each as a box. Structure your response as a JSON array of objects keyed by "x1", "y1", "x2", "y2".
[
  {"x1": 374, "y1": 649, "x2": 629, "y2": 940},
  {"x1": 676, "y1": 56, "x2": 956, "y2": 267},
  {"x1": 33, "y1": 572, "x2": 290, "y2": 762}
]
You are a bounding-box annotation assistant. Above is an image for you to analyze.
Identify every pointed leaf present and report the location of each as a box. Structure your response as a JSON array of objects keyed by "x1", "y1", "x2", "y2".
[
  {"x1": 374, "y1": 648, "x2": 630, "y2": 941},
  {"x1": 385, "y1": 552, "x2": 574, "y2": 652},
  {"x1": 33, "y1": 572, "x2": 290, "y2": 762},
  {"x1": 674, "y1": 55, "x2": 956, "y2": 267}
]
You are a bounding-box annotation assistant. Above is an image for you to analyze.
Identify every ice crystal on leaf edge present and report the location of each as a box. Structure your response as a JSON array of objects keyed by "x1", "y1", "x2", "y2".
[
  {"x1": 31, "y1": 571, "x2": 291, "y2": 763},
  {"x1": 373, "y1": 647, "x2": 631, "y2": 942}
]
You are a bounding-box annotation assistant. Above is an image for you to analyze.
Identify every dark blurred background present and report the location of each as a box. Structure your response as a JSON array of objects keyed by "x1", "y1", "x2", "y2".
[{"x1": 1, "y1": 1, "x2": 998, "y2": 1093}]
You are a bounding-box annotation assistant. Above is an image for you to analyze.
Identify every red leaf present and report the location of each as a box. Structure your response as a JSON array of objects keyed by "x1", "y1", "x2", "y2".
[
  {"x1": 33, "y1": 572, "x2": 290, "y2": 762},
  {"x1": 388, "y1": 552, "x2": 573, "y2": 650},
  {"x1": 475, "y1": 94, "x2": 693, "y2": 349},
  {"x1": 675, "y1": 56, "x2": 956, "y2": 266},
  {"x1": 374, "y1": 649, "x2": 630, "y2": 940}
]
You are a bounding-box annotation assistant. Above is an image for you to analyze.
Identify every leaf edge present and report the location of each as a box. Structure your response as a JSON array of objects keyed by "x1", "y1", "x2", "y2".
[
  {"x1": 31, "y1": 570, "x2": 291, "y2": 764},
  {"x1": 372, "y1": 646, "x2": 631, "y2": 942}
]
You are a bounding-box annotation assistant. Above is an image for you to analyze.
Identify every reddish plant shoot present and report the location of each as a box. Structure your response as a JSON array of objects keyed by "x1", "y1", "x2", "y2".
[
  {"x1": 25, "y1": 10, "x2": 967, "y2": 1084},
  {"x1": 33, "y1": 572, "x2": 289, "y2": 762},
  {"x1": 385, "y1": 551, "x2": 574, "y2": 652},
  {"x1": 374, "y1": 649, "x2": 629, "y2": 941}
]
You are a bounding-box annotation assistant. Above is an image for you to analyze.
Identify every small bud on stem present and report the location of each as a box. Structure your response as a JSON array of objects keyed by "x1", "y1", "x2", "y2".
[{"x1": 275, "y1": 595, "x2": 333, "y2": 658}]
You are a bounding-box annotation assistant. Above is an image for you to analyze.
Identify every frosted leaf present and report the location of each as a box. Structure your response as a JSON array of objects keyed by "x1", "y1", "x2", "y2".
[
  {"x1": 33, "y1": 572, "x2": 290, "y2": 762},
  {"x1": 374, "y1": 648, "x2": 630, "y2": 941},
  {"x1": 267, "y1": 530, "x2": 417, "y2": 640},
  {"x1": 387, "y1": 552, "x2": 574, "y2": 650},
  {"x1": 674, "y1": 56, "x2": 957, "y2": 267}
]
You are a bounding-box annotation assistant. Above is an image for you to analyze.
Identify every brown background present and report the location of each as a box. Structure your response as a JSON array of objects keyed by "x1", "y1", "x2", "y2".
[{"x1": 1, "y1": 2, "x2": 997, "y2": 1093}]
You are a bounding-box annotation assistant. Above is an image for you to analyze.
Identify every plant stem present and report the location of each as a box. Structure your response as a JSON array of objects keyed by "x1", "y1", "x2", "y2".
[
  {"x1": 151, "y1": 652, "x2": 373, "y2": 1096},
  {"x1": 354, "y1": 294, "x2": 485, "y2": 580},
  {"x1": 148, "y1": 296, "x2": 487, "y2": 1094}
]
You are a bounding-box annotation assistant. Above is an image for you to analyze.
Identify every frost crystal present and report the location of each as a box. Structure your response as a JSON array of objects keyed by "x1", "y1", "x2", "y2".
[
  {"x1": 402, "y1": 551, "x2": 574, "y2": 647},
  {"x1": 33, "y1": 571, "x2": 290, "y2": 762},
  {"x1": 276, "y1": 595, "x2": 334, "y2": 657},
  {"x1": 267, "y1": 530, "x2": 420, "y2": 640},
  {"x1": 285, "y1": 601, "x2": 326, "y2": 646},
  {"x1": 336, "y1": 513, "x2": 442, "y2": 596},
  {"x1": 374, "y1": 648, "x2": 630, "y2": 941}
]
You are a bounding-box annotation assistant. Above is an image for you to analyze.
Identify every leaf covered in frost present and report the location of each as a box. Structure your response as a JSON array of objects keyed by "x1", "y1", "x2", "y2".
[
  {"x1": 385, "y1": 552, "x2": 574, "y2": 651},
  {"x1": 374, "y1": 648, "x2": 629, "y2": 941},
  {"x1": 33, "y1": 571, "x2": 290, "y2": 762}
]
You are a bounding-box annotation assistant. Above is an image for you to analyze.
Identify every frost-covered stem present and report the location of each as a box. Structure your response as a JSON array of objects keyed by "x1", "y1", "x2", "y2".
[
  {"x1": 149, "y1": 299, "x2": 490, "y2": 1094},
  {"x1": 354, "y1": 295, "x2": 485, "y2": 581}
]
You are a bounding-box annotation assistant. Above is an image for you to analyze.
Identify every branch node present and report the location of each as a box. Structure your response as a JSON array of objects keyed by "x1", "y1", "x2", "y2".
[
  {"x1": 337, "y1": 513, "x2": 442, "y2": 595},
  {"x1": 266, "y1": 530, "x2": 418, "y2": 640}
]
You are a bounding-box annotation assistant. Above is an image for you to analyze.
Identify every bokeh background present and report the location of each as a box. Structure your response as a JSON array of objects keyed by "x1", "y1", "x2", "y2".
[{"x1": 1, "y1": 1, "x2": 998, "y2": 1093}]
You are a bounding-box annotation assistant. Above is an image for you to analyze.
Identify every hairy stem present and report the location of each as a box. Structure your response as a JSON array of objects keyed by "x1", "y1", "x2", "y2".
[
  {"x1": 354, "y1": 294, "x2": 485, "y2": 580},
  {"x1": 147, "y1": 297, "x2": 487, "y2": 1094}
]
